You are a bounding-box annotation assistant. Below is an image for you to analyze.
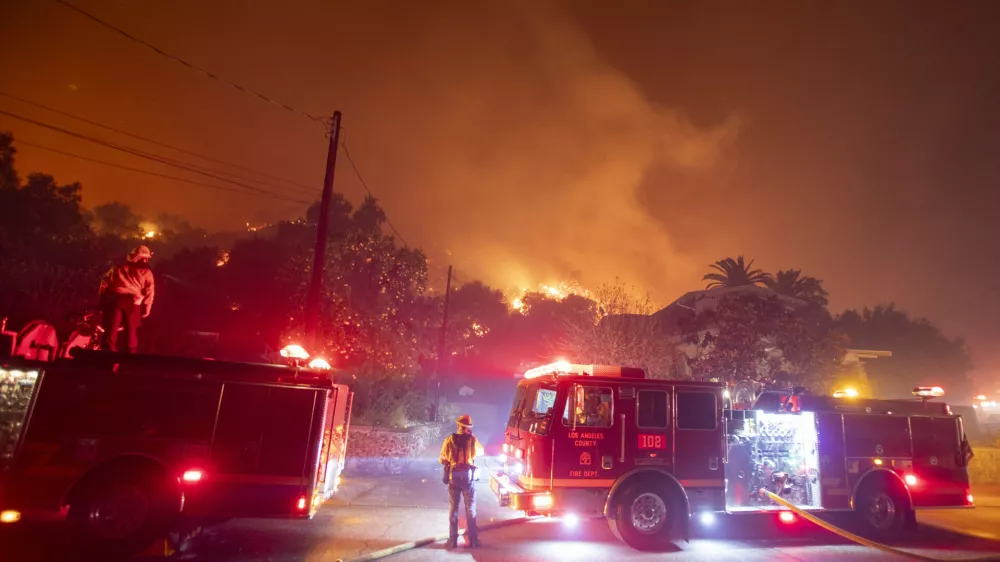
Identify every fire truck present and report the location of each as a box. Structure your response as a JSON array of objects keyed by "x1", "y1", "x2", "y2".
[
  {"x1": 490, "y1": 361, "x2": 974, "y2": 551},
  {"x1": 0, "y1": 350, "x2": 352, "y2": 556}
]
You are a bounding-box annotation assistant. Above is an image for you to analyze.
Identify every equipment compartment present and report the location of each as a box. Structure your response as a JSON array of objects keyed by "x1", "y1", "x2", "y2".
[
  {"x1": 1, "y1": 368, "x2": 39, "y2": 473},
  {"x1": 725, "y1": 410, "x2": 821, "y2": 511}
]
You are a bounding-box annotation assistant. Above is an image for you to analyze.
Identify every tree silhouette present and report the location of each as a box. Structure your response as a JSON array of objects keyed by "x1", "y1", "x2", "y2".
[
  {"x1": 703, "y1": 256, "x2": 773, "y2": 289},
  {"x1": 764, "y1": 269, "x2": 829, "y2": 307},
  {"x1": 92, "y1": 202, "x2": 143, "y2": 239},
  {"x1": 836, "y1": 304, "x2": 972, "y2": 399}
]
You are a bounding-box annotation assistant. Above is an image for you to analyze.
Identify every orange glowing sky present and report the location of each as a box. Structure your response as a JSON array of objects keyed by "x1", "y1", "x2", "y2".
[{"x1": 1, "y1": 0, "x2": 999, "y2": 390}]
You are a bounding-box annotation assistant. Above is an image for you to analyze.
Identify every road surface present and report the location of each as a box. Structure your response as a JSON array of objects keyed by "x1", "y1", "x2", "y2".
[{"x1": 2, "y1": 457, "x2": 999, "y2": 561}]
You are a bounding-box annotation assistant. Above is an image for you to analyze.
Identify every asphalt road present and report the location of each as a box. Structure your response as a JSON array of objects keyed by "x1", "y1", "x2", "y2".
[{"x1": 2, "y1": 457, "x2": 1000, "y2": 562}]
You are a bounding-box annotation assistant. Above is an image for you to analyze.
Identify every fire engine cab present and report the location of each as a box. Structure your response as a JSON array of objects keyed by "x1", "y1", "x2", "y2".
[
  {"x1": 490, "y1": 362, "x2": 974, "y2": 551},
  {"x1": 0, "y1": 350, "x2": 352, "y2": 557}
]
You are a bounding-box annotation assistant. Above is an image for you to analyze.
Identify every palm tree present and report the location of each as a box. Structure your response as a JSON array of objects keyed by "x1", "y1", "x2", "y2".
[
  {"x1": 764, "y1": 269, "x2": 829, "y2": 307},
  {"x1": 703, "y1": 256, "x2": 773, "y2": 289}
]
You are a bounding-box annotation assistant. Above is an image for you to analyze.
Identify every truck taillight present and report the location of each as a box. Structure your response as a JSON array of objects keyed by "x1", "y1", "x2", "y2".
[
  {"x1": 297, "y1": 496, "x2": 308, "y2": 511},
  {"x1": 182, "y1": 469, "x2": 204, "y2": 483},
  {"x1": 778, "y1": 511, "x2": 796, "y2": 524},
  {"x1": 966, "y1": 492, "x2": 975, "y2": 505},
  {"x1": 515, "y1": 449, "x2": 523, "y2": 460},
  {"x1": 0, "y1": 510, "x2": 21, "y2": 524}
]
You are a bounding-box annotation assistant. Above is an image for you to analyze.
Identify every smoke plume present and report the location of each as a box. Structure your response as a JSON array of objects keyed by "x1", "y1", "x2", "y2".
[{"x1": 335, "y1": 1, "x2": 741, "y2": 302}]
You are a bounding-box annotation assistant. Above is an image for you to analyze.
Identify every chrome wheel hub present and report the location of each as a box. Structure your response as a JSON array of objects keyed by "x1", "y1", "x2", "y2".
[
  {"x1": 866, "y1": 492, "x2": 897, "y2": 530},
  {"x1": 630, "y1": 492, "x2": 667, "y2": 534}
]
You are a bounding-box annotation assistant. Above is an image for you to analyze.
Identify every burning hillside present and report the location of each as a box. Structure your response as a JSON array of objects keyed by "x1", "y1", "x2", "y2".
[{"x1": 508, "y1": 280, "x2": 594, "y2": 313}]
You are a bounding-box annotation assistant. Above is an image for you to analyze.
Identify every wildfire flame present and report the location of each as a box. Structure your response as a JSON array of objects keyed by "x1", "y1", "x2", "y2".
[{"x1": 508, "y1": 281, "x2": 592, "y2": 313}]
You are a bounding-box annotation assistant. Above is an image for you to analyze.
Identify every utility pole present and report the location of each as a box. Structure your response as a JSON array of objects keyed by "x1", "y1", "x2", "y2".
[
  {"x1": 433, "y1": 265, "x2": 453, "y2": 421},
  {"x1": 304, "y1": 111, "x2": 342, "y2": 350}
]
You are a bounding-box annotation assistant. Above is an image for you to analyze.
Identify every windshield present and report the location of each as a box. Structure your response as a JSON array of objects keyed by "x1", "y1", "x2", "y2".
[
  {"x1": 530, "y1": 386, "x2": 557, "y2": 417},
  {"x1": 506, "y1": 384, "x2": 528, "y2": 427}
]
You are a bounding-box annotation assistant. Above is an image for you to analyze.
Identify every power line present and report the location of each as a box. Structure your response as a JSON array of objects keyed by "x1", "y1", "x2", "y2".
[
  {"x1": 15, "y1": 138, "x2": 306, "y2": 203},
  {"x1": 55, "y1": 0, "x2": 327, "y2": 128},
  {"x1": 340, "y1": 136, "x2": 409, "y2": 247},
  {"x1": 0, "y1": 90, "x2": 318, "y2": 195},
  {"x1": 0, "y1": 107, "x2": 301, "y2": 201},
  {"x1": 0, "y1": 108, "x2": 309, "y2": 203}
]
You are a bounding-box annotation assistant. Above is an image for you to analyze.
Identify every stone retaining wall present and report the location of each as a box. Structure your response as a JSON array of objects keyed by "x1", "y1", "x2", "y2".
[
  {"x1": 970, "y1": 447, "x2": 1000, "y2": 486},
  {"x1": 345, "y1": 423, "x2": 448, "y2": 459}
]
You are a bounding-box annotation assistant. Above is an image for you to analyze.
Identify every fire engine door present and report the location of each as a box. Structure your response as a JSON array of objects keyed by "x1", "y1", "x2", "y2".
[
  {"x1": 554, "y1": 383, "x2": 619, "y2": 485},
  {"x1": 673, "y1": 389, "x2": 724, "y2": 487}
]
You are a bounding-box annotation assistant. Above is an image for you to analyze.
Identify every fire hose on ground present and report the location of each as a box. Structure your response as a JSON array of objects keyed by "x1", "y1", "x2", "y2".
[
  {"x1": 330, "y1": 490, "x2": 1000, "y2": 562},
  {"x1": 765, "y1": 491, "x2": 1000, "y2": 561},
  {"x1": 335, "y1": 516, "x2": 534, "y2": 562}
]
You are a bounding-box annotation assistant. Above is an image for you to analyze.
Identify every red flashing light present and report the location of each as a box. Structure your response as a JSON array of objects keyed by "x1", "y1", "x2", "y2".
[
  {"x1": 912, "y1": 386, "x2": 945, "y2": 398},
  {"x1": 182, "y1": 469, "x2": 204, "y2": 483},
  {"x1": 308, "y1": 357, "x2": 332, "y2": 370},
  {"x1": 966, "y1": 493, "x2": 975, "y2": 505},
  {"x1": 297, "y1": 496, "x2": 308, "y2": 511},
  {"x1": 523, "y1": 361, "x2": 573, "y2": 379},
  {"x1": 281, "y1": 344, "x2": 310, "y2": 360},
  {"x1": 904, "y1": 474, "x2": 918, "y2": 487},
  {"x1": 778, "y1": 511, "x2": 796, "y2": 524},
  {"x1": 522, "y1": 361, "x2": 641, "y2": 379},
  {"x1": 532, "y1": 494, "x2": 553, "y2": 509}
]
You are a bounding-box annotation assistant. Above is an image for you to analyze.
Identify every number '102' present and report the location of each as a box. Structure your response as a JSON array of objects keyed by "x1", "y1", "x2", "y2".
[{"x1": 638, "y1": 434, "x2": 665, "y2": 449}]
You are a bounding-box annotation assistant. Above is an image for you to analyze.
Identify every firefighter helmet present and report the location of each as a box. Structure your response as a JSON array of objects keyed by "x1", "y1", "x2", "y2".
[
  {"x1": 456, "y1": 414, "x2": 473, "y2": 427},
  {"x1": 129, "y1": 245, "x2": 153, "y2": 262}
]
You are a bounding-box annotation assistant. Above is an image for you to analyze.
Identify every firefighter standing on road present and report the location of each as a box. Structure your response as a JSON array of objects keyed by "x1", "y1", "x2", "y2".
[
  {"x1": 440, "y1": 414, "x2": 484, "y2": 548},
  {"x1": 98, "y1": 245, "x2": 155, "y2": 353}
]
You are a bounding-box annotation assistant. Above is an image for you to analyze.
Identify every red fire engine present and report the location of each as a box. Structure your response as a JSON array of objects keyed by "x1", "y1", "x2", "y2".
[
  {"x1": 490, "y1": 361, "x2": 974, "y2": 551},
  {"x1": 0, "y1": 350, "x2": 352, "y2": 556}
]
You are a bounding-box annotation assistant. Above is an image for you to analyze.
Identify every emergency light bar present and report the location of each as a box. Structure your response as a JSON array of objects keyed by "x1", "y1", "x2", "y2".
[
  {"x1": 522, "y1": 361, "x2": 645, "y2": 379},
  {"x1": 912, "y1": 386, "x2": 945, "y2": 398}
]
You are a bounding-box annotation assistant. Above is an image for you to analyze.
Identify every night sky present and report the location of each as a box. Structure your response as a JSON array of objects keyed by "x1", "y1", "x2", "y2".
[{"x1": 1, "y1": 1, "x2": 998, "y2": 390}]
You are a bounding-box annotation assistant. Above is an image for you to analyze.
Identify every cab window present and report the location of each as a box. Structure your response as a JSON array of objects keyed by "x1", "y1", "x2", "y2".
[
  {"x1": 562, "y1": 385, "x2": 613, "y2": 428},
  {"x1": 677, "y1": 391, "x2": 718, "y2": 430},
  {"x1": 637, "y1": 389, "x2": 669, "y2": 429}
]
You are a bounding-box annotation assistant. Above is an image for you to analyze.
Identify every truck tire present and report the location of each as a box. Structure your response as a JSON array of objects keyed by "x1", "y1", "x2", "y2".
[
  {"x1": 608, "y1": 482, "x2": 681, "y2": 551},
  {"x1": 853, "y1": 479, "x2": 909, "y2": 538},
  {"x1": 69, "y1": 468, "x2": 176, "y2": 557}
]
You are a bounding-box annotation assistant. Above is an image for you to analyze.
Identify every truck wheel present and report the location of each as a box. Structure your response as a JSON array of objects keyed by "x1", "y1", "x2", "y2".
[
  {"x1": 854, "y1": 480, "x2": 908, "y2": 538},
  {"x1": 70, "y1": 469, "x2": 175, "y2": 557},
  {"x1": 608, "y1": 483, "x2": 681, "y2": 551}
]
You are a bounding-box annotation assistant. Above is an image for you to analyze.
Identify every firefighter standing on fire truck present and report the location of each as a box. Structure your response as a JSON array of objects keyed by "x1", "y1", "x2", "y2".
[
  {"x1": 440, "y1": 414, "x2": 484, "y2": 548},
  {"x1": 98, "y1": 245, "x2": 155, "y2": 353}
]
